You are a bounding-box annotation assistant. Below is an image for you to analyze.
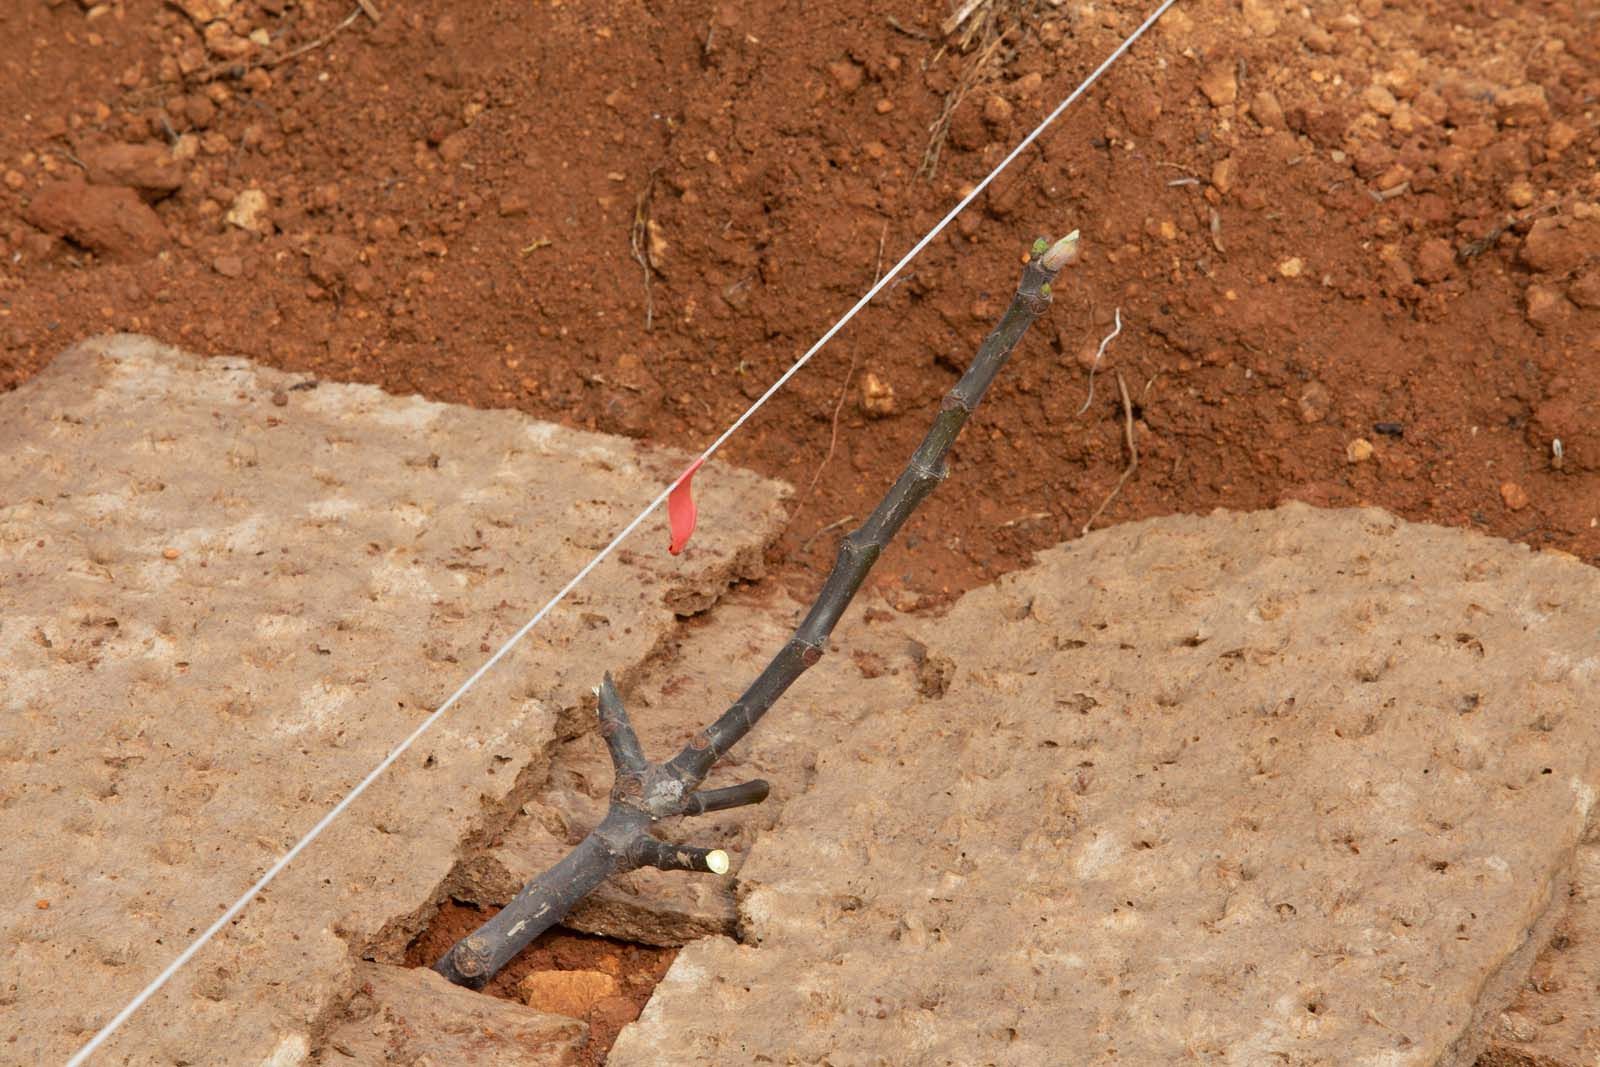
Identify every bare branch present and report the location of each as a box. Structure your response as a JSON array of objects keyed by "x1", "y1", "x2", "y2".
[{"x1": 433, "y1": 229, "x2": 1081, "y2": 989}]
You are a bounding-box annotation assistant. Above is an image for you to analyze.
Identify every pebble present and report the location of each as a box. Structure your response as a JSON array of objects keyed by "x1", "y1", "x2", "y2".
[
  {"x1": 1277, "y1": 257, "x2": 1305, "y2": 279},
  {"x1": 224, "y1": 189, "x2": 270, "y2": 234},
  {"x1": 3, "y1": 170, "x2": 24, "y2": 190},
  {"x1": 1249, "y1": 90, "x2": 1285, "y2": 129},
  {"x1": 859, "y1": 372, "x2": 896, "y2": 418},
  {"x1": 271, "y1": 390, "x2": 288, "y2": 407},
  {"x1": 827, "y1": 60, "x2": 862, "y2": 93},
  {"x1": 1296, "y1": 382, "x2": 1331, "y2": 423},
  {"x1": 1524, "y1": 284, "x2": 1568, "y2": 329},
  {"x1": 23, "y1": 180, "x2": 168, "y2": 260},
  {"x1": 982, "y1": 95, "x2": 1013, "y2": 128},
  {"x1": 1414, "y1": 238, "x2": 1456, "y2": 284},
  {"x1": 212, "y1": 253, "x2": 244, "y2": 278},
  {"x1": 438, "y1": 131, "x2": 470, "y2": 163},
  {"x1": 1346, "y1": 438, "x2": 1374, "y2": 463},
  {"x1": 162, "y1": 547, "x2": 181, "y2": 560},
  {"x1": 1499, "y1": 481, "x2": 1529, "y2": 511},
  {"x1": 1198, "y1": 61, "x2": 1238, "y2": 107},
  {"x1": 1362, "y1": 84, "x2": 1398, "y2": 117}
]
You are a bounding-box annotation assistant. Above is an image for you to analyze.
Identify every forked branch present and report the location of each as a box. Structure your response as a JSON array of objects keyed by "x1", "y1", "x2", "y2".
[{"x1": 434, "y1": 229, "x2": 1082, "y2": 988}]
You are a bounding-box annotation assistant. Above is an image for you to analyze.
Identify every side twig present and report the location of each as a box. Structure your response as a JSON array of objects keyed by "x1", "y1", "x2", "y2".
[{"x1": 433, "y1": 229, "x2": 1083, "y2": 989}]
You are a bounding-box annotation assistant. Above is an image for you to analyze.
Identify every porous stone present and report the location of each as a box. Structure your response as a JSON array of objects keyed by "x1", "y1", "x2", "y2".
[
  {"x1": 611, "y1": 506, "x2": 1600, "y2": 1067},
  {"x1": 1478, "y1": 843, "x2": 1600, "y2": 1067},
  {"x1": 0, "y1": 335, "x2": 787, "y2": 1064},
  {"x1": 319, "y1": 963, "x2": 584, "y2": 1066},
  {"x1": 24, "y1": 180, "x2": 167, "y2": 259}
]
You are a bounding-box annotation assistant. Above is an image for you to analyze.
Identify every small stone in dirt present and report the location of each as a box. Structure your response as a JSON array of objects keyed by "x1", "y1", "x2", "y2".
[
  {"x1": 859, "y1": 372, "x2": 896, "y2": 418},
  {"x1": 1210, "y1": 156, "x2": 1236, "y2": 195},
  {"x1": 498, "y1": 192, "x2": 529, "y2": 217},
  {"x1": 827, "y1": 60, "x2": 862, "y2": 93},
  {"x1": 1296, "y1": 382, "x2": 1331, "y2": 424},
  {"x1": 1414, "y1": 238, "x2": 1456, "y2": 284},
  {"x1": 982, "y1": 95, "x2": 1013, "y2": 128},
  {"x1": 1495, "y1": 85, "x2": 1549, "y2": 127},
  {"x1": 517, "y1": 969, "x2": 619, "y2": 1018},
  {"x1": 1346, "y1": 438, "x2": 1374, "y2": 463},
  {"x1": 224, "y1": 189, "x2": 270, "y2": 234},
  {"x1": 1373, "y1": 422, "x2": 1404, "y2": 438},
  {"x1": 212, "y1": 253, "x2": 244, "y2": 278},
  {"x1": 1519, "y1": 218, "x2": 1595, "y2": 275},
  {"x1": 1241, "y1": 0, "x2": 1278, "y2": 35},
  {"x1": 82, "y1": 142, "x2": 185, "y2": 201},
  {"x1": 1362, "y1": 84, "x2": 1398, "y2": 117},
  {"x1": 1499, "y1": 481, "x2": 1530, "y2": 511},
  {"x1": 438, "y1": 131, "x2": 471, "y2": 164},
  {"x1": 1249, "y1": 90, "x2": 1285, "y2": 129},
  {"x1": 1569, "y1": 269, "x2": 1600, "y2": 309},
  {"x1": 3, "y1": 170, "x2": 24, "y2": 191},
  {"x1": 1277, "y1": 257, "x2": 1304, "y2": 278},
  {"x1": 24, "y1": 180, "x2": 167, "y2": 260},
  {"x1": 162, "y1": 547, "x2": 180, "y2": 560},
  {"x1": 1524, "y1": 284, "x2": 1569, "y2": 330},
  {"x1": 1198, "y1": 60, "x2": 1238, "y2": 107},
  {"x1": 271, "y1": 391, "x2": 288, "y2": 408}
]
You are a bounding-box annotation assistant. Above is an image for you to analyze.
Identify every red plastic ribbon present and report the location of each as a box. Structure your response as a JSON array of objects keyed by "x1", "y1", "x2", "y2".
[{"x1": 667, "y1": 458, "x2": 704, "y2": 556}]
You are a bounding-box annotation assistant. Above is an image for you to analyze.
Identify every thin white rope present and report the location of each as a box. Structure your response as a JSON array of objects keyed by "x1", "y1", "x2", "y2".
[{"x1": 66, "y1": 3, "x2": 1177, "y2": 1061}]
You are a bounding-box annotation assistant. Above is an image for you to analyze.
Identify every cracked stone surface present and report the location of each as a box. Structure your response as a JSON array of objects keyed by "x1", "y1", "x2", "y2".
[
  {"x1": 315, "y1": 963, "x2": 585, "y2": 1065},
  {"x1": 448, "y1": 587, "x2": 926, "y2": 945},
  {"x1": 0, "y1": 335, "x2": 788, "y2": 1064},
  {"x1": 610, "y1": 506, "x2": 1600, "y2": 1067},
  {"x1": 1479, "y1": 840, "x2": 1600, "y2": 1067}
]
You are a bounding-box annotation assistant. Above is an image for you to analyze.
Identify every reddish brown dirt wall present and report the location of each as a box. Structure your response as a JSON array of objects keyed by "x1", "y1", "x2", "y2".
[{"x1": 2, "y1": 0, "x2": 1596, "y2": 606}]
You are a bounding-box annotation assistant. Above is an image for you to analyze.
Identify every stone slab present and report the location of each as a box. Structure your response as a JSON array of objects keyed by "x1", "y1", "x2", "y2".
[
  {"x1": 316, "y1": 962, "x2": 585, "y2": 1066},
  {"x1": 611, "y1": 506, "x2": 1600, "y2": 1067},
  {"x1": 1479, "y1": 841, "x2": 1600, "y2": 1067},
  {"x1": 449, "y1": 587, "x2": 926, "y2": 945},
  {"x1": 0, "y1": 335, "x2": 788, "y2": 1064}
]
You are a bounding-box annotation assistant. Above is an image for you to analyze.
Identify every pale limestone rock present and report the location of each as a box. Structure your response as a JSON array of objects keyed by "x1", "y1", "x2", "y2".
[
  {"x1": 0, "y1": 335, "x2": 786, "y2": 1064},
  {"x1": 612, "y1": 506, "x2": 1600, "y2": 1067},
  {"x1": 319, "y1": 963, "x2": 584, "y2": 1065}
]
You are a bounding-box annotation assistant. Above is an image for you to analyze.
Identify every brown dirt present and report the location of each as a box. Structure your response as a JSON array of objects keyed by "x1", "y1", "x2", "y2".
[
  {"x1": 404, "y1": 901, "x2": 675, "y2": 1065},
  {"x1": 2, "y1": 2, "x2": 1597, "y2": 609}
]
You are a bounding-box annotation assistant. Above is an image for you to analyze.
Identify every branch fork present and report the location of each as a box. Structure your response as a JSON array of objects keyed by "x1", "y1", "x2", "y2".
[{"x1": 435, "y1": 229, "x2": 1081, "y2": 989}]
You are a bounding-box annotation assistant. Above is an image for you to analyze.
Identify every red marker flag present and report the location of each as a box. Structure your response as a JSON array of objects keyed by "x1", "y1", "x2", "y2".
[{"x1": 667, "y1": 458, "x2": 704, "y2": 556}]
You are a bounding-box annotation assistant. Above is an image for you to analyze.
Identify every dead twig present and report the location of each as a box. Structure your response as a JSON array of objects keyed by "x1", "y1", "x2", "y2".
[
  {"x1": 629, "y1": 170, "x2": 661, "y2": 331},
  {"x1": 886, "y1": 15, "x2": 935, "y2": 40},
  {"x1": 433, "y1": 230, "x2": 1085, "y2": 990},
  {"x1": 798, "y1": 514, "x2": 856, "y2": 555},
  {"x1": 1081, "y1": 371, "x2": 1138, "y2": 535}
]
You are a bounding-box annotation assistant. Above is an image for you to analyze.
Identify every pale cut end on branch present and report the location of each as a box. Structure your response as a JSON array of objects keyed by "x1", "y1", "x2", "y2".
[
  {"x1": 706, "y1": 849, "x2": 731, "y2": 875},
  {"x1": 1040, "y1": 230, "x2": 1082, "y2": 271}
]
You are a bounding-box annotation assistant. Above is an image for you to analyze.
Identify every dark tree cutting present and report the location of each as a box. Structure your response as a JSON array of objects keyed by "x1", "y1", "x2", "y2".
[{"x1": 434, "y1": 229, "x2": 1082, "y2": 988}]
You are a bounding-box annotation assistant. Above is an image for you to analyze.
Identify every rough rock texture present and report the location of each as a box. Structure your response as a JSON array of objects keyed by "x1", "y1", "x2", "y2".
[
  {"x1": 0, "y1": 335, "x2": 787, "y2": 1064},
  {"x1": 315, "y1": 963, "x2": 584, "y2": 1066},
  {"x1": 23, "y1": 180, "x2": 168, "y2": 259},
  {"x1": 1479, "y1": 842, "x2": 1600, "y2": 1067},
  {"x1": 448, "y1": 588, "x2": 924, "y2": 945},
  {"x1": 611, "y1": 506, "x2": 1600, "y2": 1067}
]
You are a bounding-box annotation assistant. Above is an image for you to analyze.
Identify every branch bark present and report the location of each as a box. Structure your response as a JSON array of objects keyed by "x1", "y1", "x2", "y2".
[{"x1": 434, "y1": 230, "x2": 1081, "y2": 989}]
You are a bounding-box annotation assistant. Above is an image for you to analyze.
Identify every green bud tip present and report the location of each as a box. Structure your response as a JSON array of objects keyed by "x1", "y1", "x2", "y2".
[{"x1": 1031, "y1": 237, "x2": 1050, "y2": 256}]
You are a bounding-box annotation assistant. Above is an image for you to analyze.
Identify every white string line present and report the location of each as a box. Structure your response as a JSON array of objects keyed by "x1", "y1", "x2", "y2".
[{"x1": 66, "y1": 3, "x2": 1177, "y2": 1061}]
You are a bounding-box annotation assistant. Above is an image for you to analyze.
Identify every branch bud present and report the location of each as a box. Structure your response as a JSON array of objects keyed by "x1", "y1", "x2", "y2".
[{"x1": 1040, "y1": 230, "x2": 1081, "y2": 271}]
